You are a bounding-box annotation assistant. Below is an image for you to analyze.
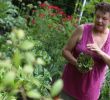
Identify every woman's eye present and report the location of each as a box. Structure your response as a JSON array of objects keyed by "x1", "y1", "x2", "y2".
[
  {"x1": 96, "y1": 15, "x2": 100, "y2": 18},
  {"x1": 103, "y1": 17, "x2": 107, "y2": 20}
]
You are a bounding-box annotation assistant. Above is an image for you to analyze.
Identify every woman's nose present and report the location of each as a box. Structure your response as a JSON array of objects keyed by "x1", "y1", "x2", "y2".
[{"x1": 98, "y1": 18, "x2": 102, "y2": 23}]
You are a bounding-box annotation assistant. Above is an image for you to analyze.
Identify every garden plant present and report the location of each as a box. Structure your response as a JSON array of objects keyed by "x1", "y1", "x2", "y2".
[{"x1": 0, "y1": 0, "x2": 110, "y2": 100}]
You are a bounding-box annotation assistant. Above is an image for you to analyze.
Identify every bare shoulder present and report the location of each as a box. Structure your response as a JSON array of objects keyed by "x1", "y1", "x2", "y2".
[
  {"x1": 72, "y1": 24, "x2": 85, "y2": 42},
  {"x1": 63, "y1": 24, "x2": 85, "y2": 51},
  {"x1": 76, "y1": 24, "x2": 84, "y2": 31}
]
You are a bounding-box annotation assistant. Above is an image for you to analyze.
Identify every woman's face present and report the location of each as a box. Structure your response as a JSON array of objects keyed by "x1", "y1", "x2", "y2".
[{"x1": 94, "y1": 10, "x2": 110, "y2": 32}]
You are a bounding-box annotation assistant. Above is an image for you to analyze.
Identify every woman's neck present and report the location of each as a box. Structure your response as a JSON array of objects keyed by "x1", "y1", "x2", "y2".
[{"x1": 93, "y1": 25, "x2": 108, "y2": 34}]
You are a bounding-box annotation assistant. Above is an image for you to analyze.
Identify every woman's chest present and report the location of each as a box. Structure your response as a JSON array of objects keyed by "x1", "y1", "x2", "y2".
[{"x1": 92, "y1": 33, "x2": 108, "y2": 49}]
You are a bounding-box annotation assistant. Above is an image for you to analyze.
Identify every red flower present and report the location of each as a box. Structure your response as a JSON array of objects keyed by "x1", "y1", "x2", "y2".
[
  {"x1": 48, "y1": 5, "x2": 61, "y2": 11},
  {"x1": 62, "y1": 16, "x2": 73, "y2": 22},
  {"x1": 39, "y1": 3, "x2": 47, "y2": 8},
  {"x1": 50, "y1": 13, "x2": 56, "y2": 17},
  {"x1": 32, "y1": 10, "x2": 37, "y2": 13},
  {"x1": 58, "y1": 11, "x2": 66, "y2": 16},
  {"x1": 53, "y1": 96, "x2": 60, "y2": 100},
  {"x1": 39, "y1": 13, "x2": 45, "y2": 18},
  {"x1": 32, "y1": 19, "x2": 36, "y2": 24},
  {"x1": 62, "y1": 17, "x2": 68, "y2": 22},
  {"x1": 48, "y1": 24, "x2": 52, "y2": 28},
  {"x1": 67, "y1": 15, "x2": 73, "y2": 20}
]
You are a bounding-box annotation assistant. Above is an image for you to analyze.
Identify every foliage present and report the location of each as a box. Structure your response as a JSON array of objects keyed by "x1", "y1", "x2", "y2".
[
  {"x1": 24, "y1": 2, "x2": 79, "y2": 80},
  {"x1": 99, "y1": 69, "x2": 110, "y2": 100},
  {"x1": 0, "y1": 0, "x2": 78, "y2": 99},
  {"x1": 0, "y1": 0, "x2": 110, "y2": 99},
  {"x1": 0, "y1": 1, "x2": 27, "y2": 33},
  {"x1": 0, "y1": 27, "x2": 64, "y2": 99},
  {"x1": 77, "y1": 52, "x2": 94, "y2": 73}
]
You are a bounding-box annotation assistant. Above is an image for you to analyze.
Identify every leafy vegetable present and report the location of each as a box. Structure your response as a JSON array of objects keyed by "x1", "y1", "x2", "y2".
[{"x1": 77, "y1": 52, "x2": 94, "y2": 73}]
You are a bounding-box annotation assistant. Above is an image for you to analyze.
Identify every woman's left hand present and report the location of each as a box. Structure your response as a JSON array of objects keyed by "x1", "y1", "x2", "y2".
[{"x1": 86, "y1": 43, "x2": 103, "y2": 55}]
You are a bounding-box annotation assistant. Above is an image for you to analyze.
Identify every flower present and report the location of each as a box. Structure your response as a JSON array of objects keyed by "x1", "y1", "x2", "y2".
[
  {"x1": 50, "y1": 13, "x2": 56, "y2": 17},
  {"x1": 32, "y1": 19, "x2": 36, "y2": 24},
  {"x1": 48, "y1": 24, "x2": 52, "y2": 28},
  {"x1": 32, "y1": 10, "x2": 37, "y2": 13},
  {"x1": 66, "y1": 15, "x2": 73, "y2": 20},
  {"x1": 62, "y1": 17, "x2": 68, "y2": 22},
  {"x1": 39, "y1": 3, "x2": 47, "y2": 8},
  {"x1": 48, "y1": 5, "x2": 61, "y2": 11},
  {"x1": 58, "y1": 11, "x2": 66, "y2": 16},
  {"x1": 39, "y1": 13, "x2": 45, "y2": 18}
]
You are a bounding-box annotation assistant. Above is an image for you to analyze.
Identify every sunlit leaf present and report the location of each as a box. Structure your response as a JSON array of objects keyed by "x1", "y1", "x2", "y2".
[
  {"x1": 51, "y1": 79, "x2": 63, "y2": 97},
  {"x1": 20, "y1": 40, "x2": 34, "y2": 50}
]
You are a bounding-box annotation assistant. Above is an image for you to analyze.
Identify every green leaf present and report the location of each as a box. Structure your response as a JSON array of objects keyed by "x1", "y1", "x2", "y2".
[
  {"x1": 20, "y1": 40, "x2": 34, "y2": 50},
  {"x1": 27, "y1": 90, "x2": 41, "y2": 99},
  {"x1": 36, "y1": 57, "x2": 45, "y2": 65},
  {"x1": 3, "y1": 71, "x2": 16, "y2": 85},
  {"x1": 25, "y1": 52, "x2": 35, "y2": 64},
  {"x1": 13, "y1": 28, "x2": 25, "y2": 39},
  {"x1": 23, "y1": 64, "x2": 33, "y2": 74},
  {"x1": 51, "y1": 79, "x2": 63, "y2": 97},
  {"x1": 12, "y1": 49, "x2": 21, "y2": 68},
  {"x1": 0, "y1": 59, "x2": 12, "y2": 68}
]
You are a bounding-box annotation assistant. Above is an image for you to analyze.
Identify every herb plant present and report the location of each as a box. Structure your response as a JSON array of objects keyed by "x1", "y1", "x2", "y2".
[{"x1": 77, "y1": 52, "x2": 94, "y2": 73}]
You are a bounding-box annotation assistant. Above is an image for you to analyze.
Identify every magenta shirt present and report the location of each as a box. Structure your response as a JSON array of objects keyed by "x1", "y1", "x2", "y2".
[{"x1": 62, "y1": 24, "x2": 110, "y2": 100}]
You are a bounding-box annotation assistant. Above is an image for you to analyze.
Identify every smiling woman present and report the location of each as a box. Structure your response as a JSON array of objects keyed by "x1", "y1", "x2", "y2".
[
  {"x1": 61, "y1": 2, "x2": 110, "y2": 100},
  {"x1": 94, "y1": 5, "x2": 110, "y2": 33}
]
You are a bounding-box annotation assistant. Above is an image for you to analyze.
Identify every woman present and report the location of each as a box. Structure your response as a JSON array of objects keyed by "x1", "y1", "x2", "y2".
[{"x1": 61, "y1": 2, "x2": 110, "y2": 100}]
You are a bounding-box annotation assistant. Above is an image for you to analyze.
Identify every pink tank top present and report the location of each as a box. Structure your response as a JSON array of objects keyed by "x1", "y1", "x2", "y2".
[{"x1": 62, "y1": 24, "x2": 110, "y2": 100}]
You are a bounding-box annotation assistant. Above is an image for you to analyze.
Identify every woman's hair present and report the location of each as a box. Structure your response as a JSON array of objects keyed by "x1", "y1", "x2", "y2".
[{"x1": 95, "y1": 2, "x2": 110, "y2": 13}]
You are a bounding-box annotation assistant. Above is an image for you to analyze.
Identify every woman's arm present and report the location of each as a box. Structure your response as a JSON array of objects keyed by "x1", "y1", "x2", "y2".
[
  {"x1": 62, "y1": 25, "x2": 84, "y2": 66},
  {"x1": 100, "y1": 51, "x2": 110, "y2": 67}
]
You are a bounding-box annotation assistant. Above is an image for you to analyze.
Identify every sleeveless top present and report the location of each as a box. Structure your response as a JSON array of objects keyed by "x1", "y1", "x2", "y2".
[{"x1": 62, "y1": 24, "x2": 110, "y2": 100}]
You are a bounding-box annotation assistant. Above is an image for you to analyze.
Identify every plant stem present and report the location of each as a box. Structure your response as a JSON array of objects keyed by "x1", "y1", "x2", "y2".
[{"x1": 20, "y1": 86, "x2": 27, "y2": 100}]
